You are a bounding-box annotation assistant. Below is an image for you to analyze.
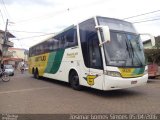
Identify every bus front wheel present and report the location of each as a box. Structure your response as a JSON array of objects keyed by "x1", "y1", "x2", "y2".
[{"x1": 69, "y1": 71, "x2": 82, "y2": 90}]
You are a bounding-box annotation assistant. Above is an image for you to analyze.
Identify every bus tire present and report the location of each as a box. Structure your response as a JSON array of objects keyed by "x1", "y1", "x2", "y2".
[
  {"x1": 69, "y1": 70, "x2": 82, "y2": 90},
  {"x1": 34, "y1": 69, "x2": 40, "y2": 79}
]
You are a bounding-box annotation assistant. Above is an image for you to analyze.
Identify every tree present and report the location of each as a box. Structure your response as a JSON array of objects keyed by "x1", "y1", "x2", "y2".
[
  {"x1": 144, "y1": 36, "x2": 160, "y2": 65},
  {"x1": 154, "y1": 36, "x2": 160, "y2": 49}
]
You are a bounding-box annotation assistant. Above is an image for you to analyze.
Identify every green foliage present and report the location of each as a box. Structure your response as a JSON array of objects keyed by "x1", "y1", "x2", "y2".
[
  {"x1": 153, "y1": 36, "x2": 160, "y2": 49},
  {"x1": 145, "y1": 36, "x2": 160, "y2": 65}
]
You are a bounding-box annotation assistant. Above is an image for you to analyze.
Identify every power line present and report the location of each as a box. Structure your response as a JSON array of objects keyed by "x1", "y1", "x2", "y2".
[
  {"x1": 130, "y1": 15, "x2": 160, "y2": 22},
  {"x1": 9, "y1": 31, "x2": 24, "y2": 48},
  {"x1": 0, "y1": 0, "x2": 11, "y2": 19},
  {"x1": 123, "y1": 9, "x2": 160, "y2": 20},
  {"x1": 9, "y1": 30, "x2": 53, "y2": 34},
  {"x1": 11, "y1": 34, "x2": 31, "y2": 49},
  {"x1": 12, "y1": 33, "x2": 54, "y2": 40},
  {"x1": 0, "y1": 9, "x2": 5, "y2": 24},
  {"x1": 133, "y1": 18, "x2": 160, "y2": 24},
  {"x1": 17, "y1": 38, "x2": 24, "y2": 48},
  {"x1": 13, "y1": 18, "x2": 160, "y2": 40}
]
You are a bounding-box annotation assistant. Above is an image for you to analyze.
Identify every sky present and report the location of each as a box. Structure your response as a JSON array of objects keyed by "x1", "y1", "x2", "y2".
[{"x1": 0, "y1": 0, "x2": 160, "y2": 49}]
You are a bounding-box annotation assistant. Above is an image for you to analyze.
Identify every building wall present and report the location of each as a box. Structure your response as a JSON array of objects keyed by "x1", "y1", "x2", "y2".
[
  {"x1": 143, "y1": 41, "x2": 152, "y2": 49},
  {"x1": 8, "y1": 48, "x2": 28, "y2": 61},
  {"x1": 0, "y1": 34, "x2": 4, "y2": 44},
  {"x1": 0, "y1": 31, "x2": 14, "y2": 63}
]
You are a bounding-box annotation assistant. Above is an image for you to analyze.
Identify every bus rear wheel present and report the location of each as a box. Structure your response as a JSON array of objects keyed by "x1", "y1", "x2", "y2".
[
  {"x1": 34, "y1": 69, "x2": 40, "y2": 79},
  {"x1": 69, "y1": 71, "x2": 82, "y2": 90}
]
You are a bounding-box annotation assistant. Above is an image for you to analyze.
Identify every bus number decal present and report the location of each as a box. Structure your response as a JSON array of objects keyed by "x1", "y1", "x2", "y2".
[{"x1": 122, "y1": 68, "x2": 131, "y2": 73}]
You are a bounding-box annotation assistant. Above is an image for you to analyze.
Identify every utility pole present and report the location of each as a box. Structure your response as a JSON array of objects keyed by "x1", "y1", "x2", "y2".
[
  {"x1": 4, "y1": 19, "x2": 9, "y2": 44},
  {"x1": 1, "y1": 19, "x2": 9, "y2": 64}
]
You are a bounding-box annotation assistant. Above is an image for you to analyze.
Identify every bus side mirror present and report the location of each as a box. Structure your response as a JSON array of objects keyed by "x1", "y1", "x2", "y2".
[{"x1": 95, "y1": 26, "x2": 111, "y2": 46}]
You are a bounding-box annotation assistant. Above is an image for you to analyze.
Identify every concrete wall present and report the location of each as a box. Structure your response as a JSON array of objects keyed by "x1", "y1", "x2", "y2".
[
  {"x1": 8, "y1": 48, "x2": 28, "y2": 61},
  {"x1": 143, "y1": 41, "x2": 152, "y2": 49}
]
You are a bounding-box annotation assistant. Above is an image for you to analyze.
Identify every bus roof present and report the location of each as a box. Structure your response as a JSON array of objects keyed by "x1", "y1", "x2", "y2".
[
  {"x1": 96, "y1": 16, "x2": 132, "y2": 24},
  {"x1": 29, "y1": 16, "x2": 133, "y2": 48}
]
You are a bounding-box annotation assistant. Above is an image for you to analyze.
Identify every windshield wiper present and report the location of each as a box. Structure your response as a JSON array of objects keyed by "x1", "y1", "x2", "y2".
[
  {"x1": 125, "y1": 37, "x2": 134, "y2": 66},
  {"x1": 129, "y1": 40, "x2": 143, "y2": 66}
]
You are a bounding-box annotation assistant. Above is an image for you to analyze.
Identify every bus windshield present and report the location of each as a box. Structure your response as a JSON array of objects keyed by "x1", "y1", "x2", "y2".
[
  {"x1": 103, "y1": 31, "x2": 145, "y2": 67},
  {"x1": 97, "y1": 17, "x2": 145, "y2": 67}
]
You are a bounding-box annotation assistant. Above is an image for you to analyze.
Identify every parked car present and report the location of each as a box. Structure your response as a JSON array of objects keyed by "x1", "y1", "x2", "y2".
[{"x1": 4, "y1": 64, "x2": 14, "y2": 76}]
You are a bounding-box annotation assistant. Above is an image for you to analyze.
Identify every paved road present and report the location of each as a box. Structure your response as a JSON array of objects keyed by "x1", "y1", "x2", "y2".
[{"x1": 0, "y1": 71, "x2": 160, "y2": 114}]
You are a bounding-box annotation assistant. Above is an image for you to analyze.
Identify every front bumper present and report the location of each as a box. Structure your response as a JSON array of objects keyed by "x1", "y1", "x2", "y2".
[{"x1": 103, "y1": 74, "x2": 148, "y2": 90}]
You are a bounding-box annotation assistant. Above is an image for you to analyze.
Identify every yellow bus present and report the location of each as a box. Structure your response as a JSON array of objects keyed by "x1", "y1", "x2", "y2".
[{"x1": 29, "y1": 16, "x2": 155, "y2": 90}]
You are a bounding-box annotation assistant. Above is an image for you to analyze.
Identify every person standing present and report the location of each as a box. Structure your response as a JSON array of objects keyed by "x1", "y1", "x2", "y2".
[{"x1": 20, "y1": 59, "x2": 25, "y2": 74}]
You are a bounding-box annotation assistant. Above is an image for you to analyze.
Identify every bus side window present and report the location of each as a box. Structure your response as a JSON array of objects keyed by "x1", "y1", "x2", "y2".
[
  {"x1": 88, "y1": 33, "x2": 103, "y2": 69},
  {"x1": 39, "y1": 45, "x2": 43, "y2": 54},
  {"x1": 48, "y1": 38, "x2": 53, "y2": 51},
  {"x1": 33, "y1": 47, "x2": 36, "y2": 56},
  {"x1": 29, "y1": 48, "x2": 32, "y2": 57},
  {"x1": 53, "y1": 39, "x2": 59, "y2": 51},
  {"x1": 65, "y1": 28, "x2": 78, "y2": 48},
  {"x1": 36, "y1": 46, "x2": 39, "y2": 55},
  {"x1": 59, "y1": 34, "x2": 65, "y2": 49},
  {"x1": 44, "y1": 41, "x2": 49, "y2": 53}
]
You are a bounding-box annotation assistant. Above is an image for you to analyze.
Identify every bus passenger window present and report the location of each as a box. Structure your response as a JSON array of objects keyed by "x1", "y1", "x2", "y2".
[
  {"x1": 65, "y1": 28, "x2": 78, "y2": 48},
  {"x1": 59, "y1": 35, "x2": 65, "y2": 49},
  {"x1": 88, "y1": 33, "x2": 103, "y2": 69},
  {"x1": 44, "y1": 42, "x2": 49, "y2": 53},
  {"x1": 53, "y1": 39, "x2": 59, "y2": 50}
]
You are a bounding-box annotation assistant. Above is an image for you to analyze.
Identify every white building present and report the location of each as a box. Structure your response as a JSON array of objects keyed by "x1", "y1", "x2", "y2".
[{"x1": 4, "y1": 48, "x2": 28, "y2": 69}]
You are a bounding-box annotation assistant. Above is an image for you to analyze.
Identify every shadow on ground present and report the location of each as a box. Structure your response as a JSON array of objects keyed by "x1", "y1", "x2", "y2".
[{"x1": 34, "y1": 76, "x2": 143, "y2": 99}]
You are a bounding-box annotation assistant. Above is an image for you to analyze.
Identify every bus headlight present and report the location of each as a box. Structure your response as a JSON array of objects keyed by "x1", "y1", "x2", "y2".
[{"x1": 104, "y1": 71, "x2": 121, "y2": 77}]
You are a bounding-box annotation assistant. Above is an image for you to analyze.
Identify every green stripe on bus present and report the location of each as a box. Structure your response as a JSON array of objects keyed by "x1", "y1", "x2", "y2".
[
  {"x1": 45, "y1": 49, "x2": 65, "y2": 74},
  {"x1": 45, "y1": 52, "x2": 56, "y2": 73},
  {"x1": 133, "y1": 67, "x2": 145, "y2": 75}
]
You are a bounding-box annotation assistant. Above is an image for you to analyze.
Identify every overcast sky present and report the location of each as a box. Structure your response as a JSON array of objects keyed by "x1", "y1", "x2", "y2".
[{"x1": 0, "y1": 0, "x2": 160, "y2": 49}]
